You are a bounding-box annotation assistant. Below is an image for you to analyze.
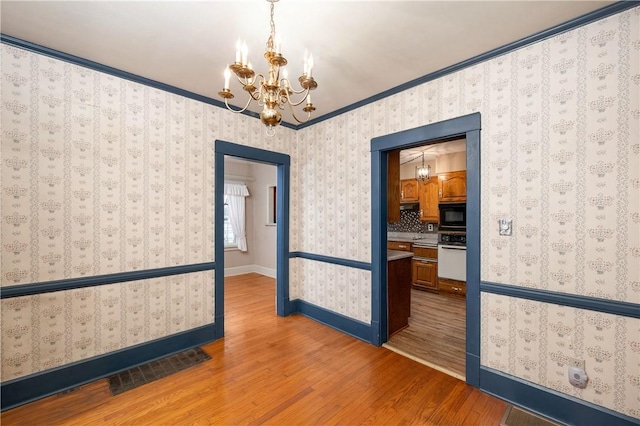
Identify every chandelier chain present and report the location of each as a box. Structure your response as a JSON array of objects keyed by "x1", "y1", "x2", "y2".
[{"x1": 269, "y1": 1, "x2": 276, "y2": 39}]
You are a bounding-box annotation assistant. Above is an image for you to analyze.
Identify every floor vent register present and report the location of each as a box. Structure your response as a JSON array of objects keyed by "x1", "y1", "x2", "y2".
[
  {"x1": 107, "y1": 347, "x2": 211, "y2": 396},
  {"x1": 500, "y1": 405, "x2": 561, "y2": 426}
]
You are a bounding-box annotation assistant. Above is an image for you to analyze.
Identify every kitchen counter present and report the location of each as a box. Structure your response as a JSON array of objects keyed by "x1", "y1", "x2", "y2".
[
  {"x1": 387, "y1": 250, "x2": 414, "y2": 261},
  {"x1": 388, "y1": 232, "x2": 438, "y2": 246}
]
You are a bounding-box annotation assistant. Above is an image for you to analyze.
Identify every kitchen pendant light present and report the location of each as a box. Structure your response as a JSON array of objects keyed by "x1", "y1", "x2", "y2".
[{"x1": 415, "y1": 152, "x2": 430, "y2": 182}]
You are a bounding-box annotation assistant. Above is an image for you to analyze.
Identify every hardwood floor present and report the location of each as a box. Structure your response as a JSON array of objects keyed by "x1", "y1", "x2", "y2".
[
  {"x1": 2, "y1": 273, "x2": 504, "y2": 425},
  {"x1": 386, "y1": 289, "x2": 466, "y2": 379}
]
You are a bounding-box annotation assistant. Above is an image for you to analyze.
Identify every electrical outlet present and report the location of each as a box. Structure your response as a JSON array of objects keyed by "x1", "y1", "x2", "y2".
[
  {"x1": 428, "y1": 224, "x2": 434, "y2": 232},
  {"x1": 568, "y1": 358, "x2": 585, "y2": 370}
]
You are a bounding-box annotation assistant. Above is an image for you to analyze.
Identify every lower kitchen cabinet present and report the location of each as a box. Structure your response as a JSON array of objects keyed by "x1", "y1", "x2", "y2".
[
  {"x1": 412, "y1": 259, "x2": 438, "y2": 292},
  {"x1": 388, "y1": 256, "x2": 412, "y2": 336},
  {"x1": 412, "y1": 246, "x2": 438, "y2": 292},
  {"x1": 438, "y1": 277, "x2": 466, "y2": 298}
]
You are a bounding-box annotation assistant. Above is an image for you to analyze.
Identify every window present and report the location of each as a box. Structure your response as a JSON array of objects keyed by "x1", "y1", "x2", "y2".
[{"x1": 223, "y1": 195, "x2": 236, "y2": 247}]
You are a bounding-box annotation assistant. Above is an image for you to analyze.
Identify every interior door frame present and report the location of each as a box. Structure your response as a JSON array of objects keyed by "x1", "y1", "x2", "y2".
[
  {"x1": 370, "y1": 113, "x2": 481, "y2": 387},
  {"x1": 214, "y1": 140, "x2": 292, "y2": 337}
]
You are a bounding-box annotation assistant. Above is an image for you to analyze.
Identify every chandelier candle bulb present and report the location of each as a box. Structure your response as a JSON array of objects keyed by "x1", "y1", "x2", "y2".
[
  {"x1": 241, "y1": 42, "x2": 248, "y2": 66},
  {"x1": 275, "y1": 34, "x2": 282, "y2": 54},
  {"x1": 235, "y1": 41, "x2": 241, "y2": 64},
  {"x1": 307, "y1": 54, "x2": 314, "y2": 78}
]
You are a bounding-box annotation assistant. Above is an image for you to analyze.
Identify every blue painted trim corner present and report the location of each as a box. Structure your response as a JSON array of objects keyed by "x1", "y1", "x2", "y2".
[{"x1": 293, "y1": 300, "x2": 373, "y2": 344}]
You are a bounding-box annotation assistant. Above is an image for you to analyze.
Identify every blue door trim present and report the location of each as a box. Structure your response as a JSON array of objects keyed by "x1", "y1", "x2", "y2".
[
  {"x1": 214, "y1": 140, "x2": 292, "y2": 325},
  {"x1": 370, "y1": 112, "x2": 482, "y2": 388}
]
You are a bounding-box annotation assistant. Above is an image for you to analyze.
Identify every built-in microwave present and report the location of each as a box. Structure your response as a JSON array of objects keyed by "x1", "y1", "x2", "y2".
[{"x1": 439, "y1": 203, "x2": 466, "y2": 231}]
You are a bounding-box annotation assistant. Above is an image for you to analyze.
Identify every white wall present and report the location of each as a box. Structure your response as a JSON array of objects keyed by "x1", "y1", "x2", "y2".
[
  {"x1": 435, "y1": 151, "x2": 466, "y2": 173},
  {"x1": 251, "y1": 163, "x2": 277, "y2": 271}
]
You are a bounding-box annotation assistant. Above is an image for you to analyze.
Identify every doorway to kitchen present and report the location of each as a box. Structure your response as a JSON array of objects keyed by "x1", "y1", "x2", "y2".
[
  {"x1": 386, "y1": 138, "x2": 467, "y2": 380},
  {"x1": 370, "y1": 113, "x2": 481, "y2": 387},
  {"x1": 214, "y1": 140, "x2": 292, "y2": 338}
]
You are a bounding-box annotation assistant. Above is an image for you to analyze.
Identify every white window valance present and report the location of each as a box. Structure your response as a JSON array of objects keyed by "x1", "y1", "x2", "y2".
[{"x1": 224, "y1": 183, "x2": 250, "y2": 197}]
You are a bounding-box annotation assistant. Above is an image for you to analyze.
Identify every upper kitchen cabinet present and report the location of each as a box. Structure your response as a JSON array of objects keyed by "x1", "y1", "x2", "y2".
[
  {"x1": 388, "y1": 150, "x2": 401, "y2": 223},
  {"x1": 419, "y1": 176, "x2": 439, "y2": 222},
  {"x1": 400, "y1": 179, "x2": 419, "y2": 202},
  {"x1": 438, "y1": 170, "x2": 466, "y2": 203}
]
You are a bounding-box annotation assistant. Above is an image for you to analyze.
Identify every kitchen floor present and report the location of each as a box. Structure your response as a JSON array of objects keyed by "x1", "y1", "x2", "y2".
[{"x1": 385, "y1": 289, "x2": 466, "y2": 379}]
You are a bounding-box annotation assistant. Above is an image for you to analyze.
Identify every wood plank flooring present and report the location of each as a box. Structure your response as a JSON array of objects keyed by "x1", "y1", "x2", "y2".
[
  {"x1": 386, "y1": 289, "x2": 466, "y2": 378},
  {"x1": 2, "y1": 273, "x2": 504, "y2": 425}
]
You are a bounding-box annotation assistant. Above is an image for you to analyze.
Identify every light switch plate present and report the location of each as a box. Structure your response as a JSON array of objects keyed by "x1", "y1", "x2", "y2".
[{"x1": 498, "y1": 219, "x2": 512, "y2": 236}]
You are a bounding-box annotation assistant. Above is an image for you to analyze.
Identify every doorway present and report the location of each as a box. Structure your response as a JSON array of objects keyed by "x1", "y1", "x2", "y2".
[
  {"x1": 385, "y1": 138, "x2": 467, "y2": 380},
  {"x1": 214, "y1": 140, "x2": 292, "y2": 338},
  {"x1": 370, "y1": 113, "x2": 481, "y2": 387}
]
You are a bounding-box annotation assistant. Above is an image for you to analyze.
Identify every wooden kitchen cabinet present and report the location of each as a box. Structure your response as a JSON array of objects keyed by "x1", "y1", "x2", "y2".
[
  {"x1": 412, "y1": 246, "x2": 438, "y2": 292},
  {"x1": 388, "y1": 256, "x2": 412, "y2": 336},
  {"x1": 400, "y1": 179, "x2": 419, "y2": 202},
  {"x1": 419, "y1": 176, "x2": 439, "y2": 222},
  {"x1": 438, "y1": 170, "x2": 467, "y2": 203},
  {"x1": 388, "y1": 241, "x2": 412, "y2": 252},
  {"x1": 438, "y1": 277, "x2": 466, "y2": 298}
]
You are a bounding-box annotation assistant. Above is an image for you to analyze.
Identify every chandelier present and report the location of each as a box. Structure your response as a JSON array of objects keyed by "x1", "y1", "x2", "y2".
[
  {"x1": 415, "y1": 152, "x2": 431, "y2": 182},
  {"x1": 218, "y1": 0, "x2": 318, "y2": 136}
]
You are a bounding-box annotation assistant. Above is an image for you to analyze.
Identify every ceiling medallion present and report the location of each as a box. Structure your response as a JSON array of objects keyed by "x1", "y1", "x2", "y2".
[{"x1": 218, "y1": 0, "x2": 318, "y2": 136}]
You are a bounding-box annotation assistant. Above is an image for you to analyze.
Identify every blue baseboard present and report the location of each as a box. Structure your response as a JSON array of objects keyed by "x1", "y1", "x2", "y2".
[
  {"x1": 1, "y1": 324, "x2": 218, "y2": 411},
  {"x1": 291, "y1": 300, "x2": 373, "y2": 344},
  {"x1": 480, "y1": 367, "x2": 640, "y2": 426}
]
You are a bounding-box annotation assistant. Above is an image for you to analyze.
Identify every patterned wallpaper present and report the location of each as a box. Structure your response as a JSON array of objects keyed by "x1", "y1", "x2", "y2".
[
  {"x1": 481, "y1": 293, "x2": 640, "y2": 419},
  {"x1": 1, "y1": 271, "x2": 214, "y2": 381},
  {"x1": 293, "y1": 8, "x2": 639, "y2": 419},
  {"x1": 0, "y1": 44, "x2": 295, "y2": 381},
  {"x1": 1, "y1": 6, "x2": 639, "y2": 419}
]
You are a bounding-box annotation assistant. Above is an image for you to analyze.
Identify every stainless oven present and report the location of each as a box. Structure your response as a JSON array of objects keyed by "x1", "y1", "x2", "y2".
[{"x1": 439, "y1": 203, "x2": 466, "y2": 231}]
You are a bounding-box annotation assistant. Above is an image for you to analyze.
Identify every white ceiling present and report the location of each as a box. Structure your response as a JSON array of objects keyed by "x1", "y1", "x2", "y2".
[
  {"x1": 400, "y1": 138, "x2": 466, "y2": 165},
  {"x1": 1, "y1": 1, "x2": 613, "y2": 126}
]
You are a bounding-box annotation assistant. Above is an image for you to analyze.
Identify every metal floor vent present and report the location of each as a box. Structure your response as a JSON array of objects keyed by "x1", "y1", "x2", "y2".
[
  {"x1": 107, "y1": 347, "x2": 211, "y2": 396},
  {"x1": 500, "y1": 405, "x2": 560, "y2": 426}
]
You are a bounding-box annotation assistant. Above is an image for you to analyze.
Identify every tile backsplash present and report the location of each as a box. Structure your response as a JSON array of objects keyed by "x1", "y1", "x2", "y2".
[{"x1": 387, "y1": 210, "x2": 438, "y2": 234}]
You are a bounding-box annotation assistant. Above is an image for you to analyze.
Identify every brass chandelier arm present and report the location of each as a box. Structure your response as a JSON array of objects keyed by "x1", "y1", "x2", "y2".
[
  {"x1": 281, "y1": 86, "x2": 312, "y2": 108},
  {"x1": 223, "y1": 94, "x2": 255, "y2": 114},
  {"x1": 285, "y1": 100, "x2": 313, "y2": 124}
]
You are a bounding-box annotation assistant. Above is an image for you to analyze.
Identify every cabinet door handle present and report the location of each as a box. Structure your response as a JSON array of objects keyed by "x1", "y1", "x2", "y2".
[
  {"x1": 401, "y1": 190, "x2": 404, "y2": 198},
  {"x1": 420, "y1": 209, "x2": 423, "y2": 216},
  {"x1": 439, "y1": 189, "x2": 442, "y2": 198},
  {"x1": 453, "y1": 287, "x2": 461, "y2": 291},
  {"x1": 398, "y1": 245, "x2": 406, "y2": 249}
]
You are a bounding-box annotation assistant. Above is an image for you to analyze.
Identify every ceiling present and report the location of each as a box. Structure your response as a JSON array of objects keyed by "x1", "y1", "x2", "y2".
[
  {"x1": 400, "y1": 138, "x2": 466, "y2": 165},
  {"x1": 1, "y1": 1, "x2": 613, "y2": 127}
]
